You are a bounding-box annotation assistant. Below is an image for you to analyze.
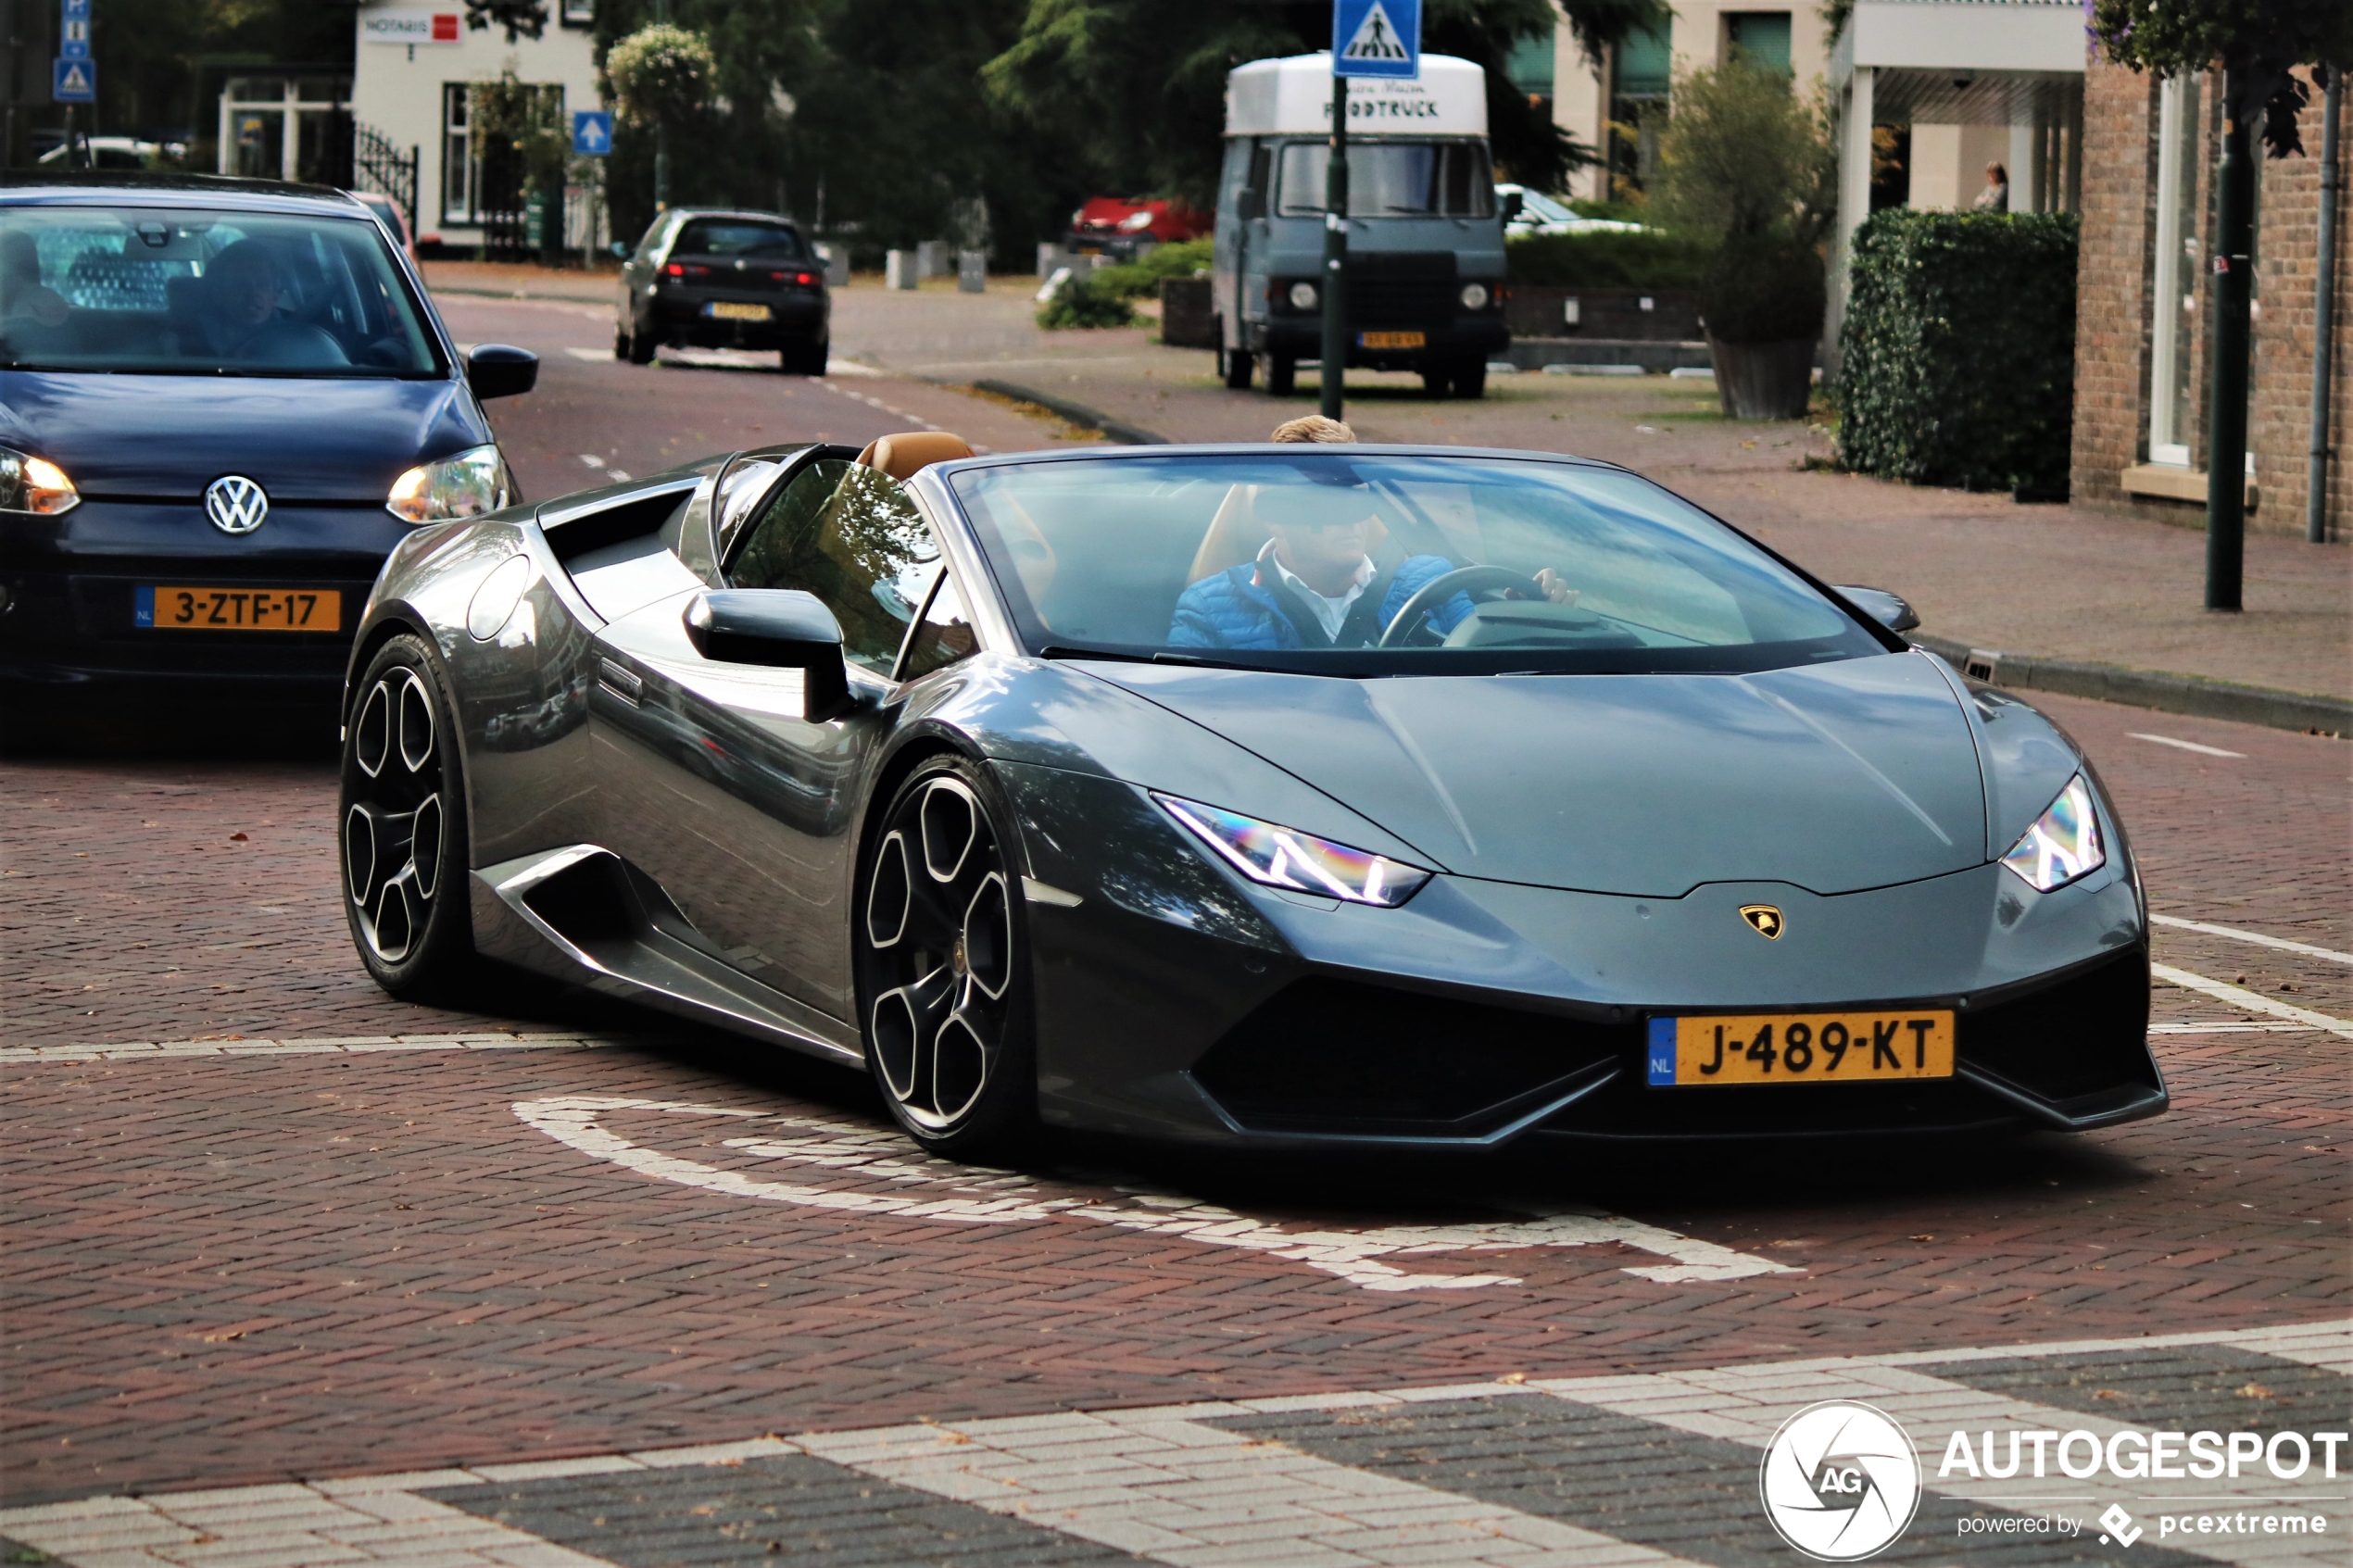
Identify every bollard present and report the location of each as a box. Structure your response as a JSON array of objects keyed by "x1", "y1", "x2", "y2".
[
  {"x1": 814, "y1": 243, "x2": 849, "y2": 289},
  {"x1": 885, "y1": 249, "x2": 918, "y2": 291},
  {"x1": 958, "y1": 250, "x2": 987, "y2": 294},
  {"x1": 916, "y1": 240, "x2": 950, "y2": 279},
  {"x1": 1037, "y1": 241, "x2": 1061, "y2": 279}
]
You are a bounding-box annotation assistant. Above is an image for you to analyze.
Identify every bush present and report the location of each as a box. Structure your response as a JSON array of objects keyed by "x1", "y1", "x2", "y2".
[
  {"x1": 1505, "y1": 230, "x2": 1713, "y2": 289},
  {"x1": 1653, "y1": 59, "x2": 1836, "y2": 247},
  {"x1": 1701, "y1": 234, "x2": 1825, "y2": 344},
  {"x1": 1837, "y1": 210, "x2": 2079, "y2": 496},
  {"x1": 1088, "y1": 237, "x2": 1213, "y2": 301},
  {"x1": 604, "y1": 23, "x2": 715, "y2": 130},
  {"x1": 1036, "y1": 270, "x2": 1136, "y2": 329}
]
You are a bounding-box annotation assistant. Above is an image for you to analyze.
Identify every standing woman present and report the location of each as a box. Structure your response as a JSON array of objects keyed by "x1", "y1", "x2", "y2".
[{"x1": 1973, "y1": 162, "x2": 2010, "y2": 212}]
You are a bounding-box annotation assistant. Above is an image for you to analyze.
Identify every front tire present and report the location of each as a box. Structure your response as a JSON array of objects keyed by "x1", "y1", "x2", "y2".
[
  {"x1": 339, "y1": 633, "x2": 480, "y2": 1001},
  {"x1": 613, "y1": 326, "x2": 633, "y2": 360},
  {"x1": 854, "y1": 757, "x2": 1038, "y2": 1160},
  {"x1": 627, "y1": 323, "x2": 656, "y2": 365}
]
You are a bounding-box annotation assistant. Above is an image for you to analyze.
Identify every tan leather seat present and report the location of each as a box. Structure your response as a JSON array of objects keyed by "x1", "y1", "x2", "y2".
[{"x1": 854, "y1": 432, "x2": 975, "y2": 480}]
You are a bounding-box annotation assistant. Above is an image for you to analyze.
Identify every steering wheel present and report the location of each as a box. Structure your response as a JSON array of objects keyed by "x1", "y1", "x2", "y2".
[{"x1": 1377, "y1": 564, "x2": 1549, "y2": 647}]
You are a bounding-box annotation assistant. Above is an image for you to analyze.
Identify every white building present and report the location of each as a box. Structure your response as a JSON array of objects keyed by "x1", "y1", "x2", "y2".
[{"x1": 345, "y1": 0, "x2": 604, "y2": 251}]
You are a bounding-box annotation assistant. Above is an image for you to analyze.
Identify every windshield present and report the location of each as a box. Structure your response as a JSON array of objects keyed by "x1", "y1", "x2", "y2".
[
  {"x1": 673, "y1": 219, "x2": 804, "y2": 259},
  {"x1": 1277, "y1": 142, "x2": 1493, "y2": 218},
  {"x1": 948, "y1": 454, "x2": 1884, "y2": 676},
  {"x1": 0, "y1": 206, "x2": 443, "y2": 376}
]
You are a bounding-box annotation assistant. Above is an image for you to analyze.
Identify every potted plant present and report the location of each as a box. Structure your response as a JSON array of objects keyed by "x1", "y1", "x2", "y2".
[{"x1": 1653, "y1": 59, "x2": 1837, "y2": 420}]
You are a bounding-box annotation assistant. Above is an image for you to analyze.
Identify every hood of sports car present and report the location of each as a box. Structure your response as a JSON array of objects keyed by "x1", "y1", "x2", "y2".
[{"x1": 1082, "y1": 650, "x2": 1988, "y2": 897}]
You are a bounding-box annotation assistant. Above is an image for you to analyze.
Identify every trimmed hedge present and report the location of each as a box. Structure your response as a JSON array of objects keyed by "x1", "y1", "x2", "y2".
[
  {"x1": 1505, "y1": 230, "x2": 1713, "y2": 290},
  {"x1": 1837, "y1": 210, "x2": 2078, "y2": 497}
]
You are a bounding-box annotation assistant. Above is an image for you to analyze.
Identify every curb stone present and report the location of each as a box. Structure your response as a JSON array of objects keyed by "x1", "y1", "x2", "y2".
[
  {"x1": 1911, "y1": 633, "x2": 2350, "y2": 736},
  {"x1": 967, "y1": 379, "x2": 1170, "y2": 446}
]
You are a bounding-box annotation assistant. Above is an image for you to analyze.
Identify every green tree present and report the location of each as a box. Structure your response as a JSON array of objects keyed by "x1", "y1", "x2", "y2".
[
  {"x1": 1651, "y1": 57, "x2": 1835, "y2": 245},
  {"x1": 980, "y1": 0, "x2": 1669, "y2": 207},
  {"x1": 467, "y1": 0, "x2": 549, "y2": 42}
]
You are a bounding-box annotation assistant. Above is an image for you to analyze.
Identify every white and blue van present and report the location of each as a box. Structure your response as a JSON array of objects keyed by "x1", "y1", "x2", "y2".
[{"x1": 1213, "y1": 53, "x2": 1510, "y2": 399}]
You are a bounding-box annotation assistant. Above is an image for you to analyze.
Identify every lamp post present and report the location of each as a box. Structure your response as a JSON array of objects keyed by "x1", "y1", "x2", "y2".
[
  {"x1": 652, "y1": 0, "x2": 670, "y2": 209},
  {"x1": 2204, "y1": 70, "x2": 2255, "y2": 611},
  {"x1": 1319, "y1": 71, "x2": 1349, "y2": 420}
]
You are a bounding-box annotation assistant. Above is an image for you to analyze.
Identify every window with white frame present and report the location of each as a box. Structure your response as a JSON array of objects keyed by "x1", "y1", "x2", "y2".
[
  {"x1": 560, "y1": 0, "x2": 593, "y2": 24},
  {"x1": 2146, "y1": 73, "x2": 2202, "y2": 467},
  {"x1": 442, "y1": 82, "x2": 475, "y2": 225}
]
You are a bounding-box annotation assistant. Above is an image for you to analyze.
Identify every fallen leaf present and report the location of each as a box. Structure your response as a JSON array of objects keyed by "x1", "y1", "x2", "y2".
[
  {"x1": 2238, "y1": 1383, "x2": 2273, "y2": 1399},
  {"x1": 1909, "y1": 1235, "x2": 1934, "y2": 1243},
  {"x1": 229, "y1": 833, "x2": 248, "y2": 842},
  {"x1": 1499, "y1": 1372, "x2": 1527, "y2": 1385}
]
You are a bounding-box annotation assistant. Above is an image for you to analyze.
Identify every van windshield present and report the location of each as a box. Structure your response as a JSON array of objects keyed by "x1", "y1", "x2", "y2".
[
  {"x1": 1277, "y1": 142, "x2": 1493, "y2": 218},
  {"x1": 0, "y1": 206, "x2": 442, "y2": 377}
]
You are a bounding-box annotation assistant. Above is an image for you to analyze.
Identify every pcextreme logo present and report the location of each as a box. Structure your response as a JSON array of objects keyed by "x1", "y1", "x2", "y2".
[{"x1": 1760, "y1": 1400, "x2": 1923, "y2": 1561}]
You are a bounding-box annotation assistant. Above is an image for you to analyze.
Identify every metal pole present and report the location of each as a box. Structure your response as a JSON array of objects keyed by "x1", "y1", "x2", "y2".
[
  {"x1": 1318, "y1": 70, "x2": 1348, "y2": 419},
  {"x1": 2204, "y1": 70, "x2": 2256, "y2": 611},
  {"x1": 2309, "y1": 65, "x2": 2341, "y2": 545},
  {"x1": 652, "y1": 0, "x2": 670, "y2": 209}
]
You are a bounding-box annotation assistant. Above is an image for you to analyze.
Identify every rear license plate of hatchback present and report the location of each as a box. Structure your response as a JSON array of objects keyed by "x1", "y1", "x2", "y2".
[
  {"x1": 1358, "y1": 331, "x2": 1425, "y2": 349},
  {"x1": 1646, "y1": 1010, "x2": 1955, "y2": 1086},
  {"x1": 136, "y1": 586, "x2": 342, "y2": 632},
  {"x1": 706, "y1": 301, "x2": 770, "y2": 321}
]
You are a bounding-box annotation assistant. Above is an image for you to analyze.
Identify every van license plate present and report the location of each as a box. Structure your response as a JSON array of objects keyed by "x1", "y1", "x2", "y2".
[{"x1": 1359, "y1": 331, "x2": 1425, "y2": 349}]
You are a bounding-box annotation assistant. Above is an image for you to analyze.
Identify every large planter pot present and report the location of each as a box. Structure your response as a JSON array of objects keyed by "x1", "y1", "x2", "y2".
[{"x1": 1708, "y1": 334, "x2": 1815, "y2": 420}]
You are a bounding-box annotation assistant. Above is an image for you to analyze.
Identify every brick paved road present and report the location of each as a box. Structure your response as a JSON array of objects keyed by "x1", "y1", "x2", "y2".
[{"x1": 3, "y1": 694, "x2": 2346, "y2": 1524}]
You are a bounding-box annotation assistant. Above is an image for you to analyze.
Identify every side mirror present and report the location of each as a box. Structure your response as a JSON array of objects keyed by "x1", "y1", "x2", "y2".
[
  {"x1": 1499, "y1": 190, "x2": 1525, "y2": 223},
  {"x1": 466, "y1": 343, "x2": 539, "y2": 399},
  {"x1": 1835, "y1": 584, "x2": 1920, "y2": 634},
  {"x1": 683, "y1": 588, "x2": 852, "y2": 721},
  {"x1": 610, "y1": 241, "x2": 630, "y2": 259}
]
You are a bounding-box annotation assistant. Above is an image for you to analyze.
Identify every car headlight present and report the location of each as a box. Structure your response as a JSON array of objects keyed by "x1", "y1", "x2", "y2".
[
  {"x1": 2000, "y1": 773, "x2": 2106, "y2": 892},
  {"x1": 1118, "y1": 210, "x2": 1155, "y2": 232},
  {"x1": 1460, "y1": 282, "x2": 1491, "y2": 310},
  {"x1": 1288, "y1": 280, "x2": 1319, "y2": 311},
  {"x1": 1155, "y1": 794, "x2": 1431, "y2": 908},
  {"x1": 0, "y1": 445, "x2": 80, "y2": 515},
  {"x1": 386, "y1": 444, "x2": 513, "y2": 524}
]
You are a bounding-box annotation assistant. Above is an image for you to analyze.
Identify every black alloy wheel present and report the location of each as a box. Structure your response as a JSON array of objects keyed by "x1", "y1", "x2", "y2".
[
  {"x1": 339, "y1": 634, "x2": 479, "y2": 1000},
  {"x1": 854, "y1": 757, "x2": 1038, "y2": 1159}
]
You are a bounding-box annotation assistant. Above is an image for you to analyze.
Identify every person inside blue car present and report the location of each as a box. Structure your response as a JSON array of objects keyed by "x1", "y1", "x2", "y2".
[{"x1": 1168, "y1": 473, "x2": 1577, "y2": 651}]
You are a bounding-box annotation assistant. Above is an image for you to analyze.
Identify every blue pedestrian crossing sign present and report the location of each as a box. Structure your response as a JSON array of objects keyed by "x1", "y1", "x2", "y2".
[
  {"x1": 1332, "y1": 0, "x2": 1420, "y2": 79},
  {"x1": 53, "y1": 56, "x2": 94, "y2": 103},
  {"x1": 572, "y1": 110, "x2": 613, "y2": 157}
]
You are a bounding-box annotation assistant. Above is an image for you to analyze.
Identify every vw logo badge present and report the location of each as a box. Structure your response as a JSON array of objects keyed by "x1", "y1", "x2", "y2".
[{"x1": 206, "y1": 475, "x2": 269, "y2": 535}]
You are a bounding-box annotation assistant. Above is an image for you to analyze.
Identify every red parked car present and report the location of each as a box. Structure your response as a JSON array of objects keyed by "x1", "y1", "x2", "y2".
[{"x1": 1063, "y1": 196, "x2": 1211, "y2": 260}]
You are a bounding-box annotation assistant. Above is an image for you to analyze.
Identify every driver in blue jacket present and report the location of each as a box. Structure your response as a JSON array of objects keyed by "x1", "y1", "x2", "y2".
[{"x1": 1168, "y1": 479, "x2": 1573, "y2": 651}]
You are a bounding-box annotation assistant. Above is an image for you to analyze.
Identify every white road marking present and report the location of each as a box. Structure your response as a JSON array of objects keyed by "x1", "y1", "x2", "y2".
[
  {"x1": 0, "y1": 1033, "x2": 627, "y2": 1063},
  {"x1": 562, "y1": 345, "x2": 610, "y2": 362},
  {"x1": 2152, "y1": 965, "x2": 2353, "y2": 1038},
  {"x1": 2152, "y1": 914, "x2": 2353, "y2": 966},
  {"x1": 578, "y1": 453, "x2": 606, "y2": 468},
  {"x1": 2130, "y1": 732, "x2": 2248, "y2": 759},
  {"x1": 513, "y1": 1096, "x2": 1797, "y2": 1291},
  {"x1": 6, "y1": 1323, "x2": 2339, "y2": 1568},
  {"x1": 2151, "y1": 1021, "x2": 2331, "y2": 1035}
]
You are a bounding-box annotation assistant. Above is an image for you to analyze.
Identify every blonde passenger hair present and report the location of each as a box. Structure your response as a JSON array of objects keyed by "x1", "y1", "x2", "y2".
[{"x1": 1270, "y1": 415, "x2": 1357, "y2": 444}]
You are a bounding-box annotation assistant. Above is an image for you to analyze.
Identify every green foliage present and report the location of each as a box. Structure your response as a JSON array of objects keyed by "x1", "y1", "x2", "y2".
[
  {"x1": 1652, "y1": 57, "x2": 1836, "y2": 245},
  {"x1": 1505, "y1": 230, "x2": 1711, "y2": 288},
  {"x1": 981, "y1": 0, "x2": 1668, "y2": 210},
  {"x1": 466, "y1": 0, "x2": 547, "y2": 41},
  {"x1": 1088, "y1": 237, "x2": 1213, "y2": 300},
  {"x1": 1566, "y1": 197, "x2": 1645, "y2": 223},
  {"x1": 1701, "y1": 233, "x2": 1824, "y2": 343},
  {"x1": 1036, "y1": 270, "x2": 1137, "y2": 329},
  {"x1": 605, "y1": 22, "x2": 718, "y2": 129},
  {"x1": 1837, "y1": 210, "x2": 2079, "y2": 497},
  {"x1": 472, "y1": 67, "x2": 572, "y2": 193},
  {"x1": 2088, "y1": 0, "x2": 2350, "y2": 157}
]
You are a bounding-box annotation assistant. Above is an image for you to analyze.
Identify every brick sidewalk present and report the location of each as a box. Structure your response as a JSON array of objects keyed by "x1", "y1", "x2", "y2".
[{"x1": 4, "y1": 696, "x2": 2346, "y2": 1508}]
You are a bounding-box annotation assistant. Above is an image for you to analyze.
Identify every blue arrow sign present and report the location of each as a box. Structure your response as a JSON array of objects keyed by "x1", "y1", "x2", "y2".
[
  {"x1": 1333, "y1": 0, "x2": 1420, "y2": 79},
  {"x1": 571, "y1": 109, "x2": 612, "y2": 157},
  {"x1": 53, "y1": 56, "x2": 94, "y2": 103}
]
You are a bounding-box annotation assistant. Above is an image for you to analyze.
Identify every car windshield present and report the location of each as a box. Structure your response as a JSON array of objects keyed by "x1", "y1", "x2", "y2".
[
  {"x1": 948, "y1": 453, "x2": 1885, "y2": 676},
  {"x1": 0, "y1": 206, "x2": 442, "y2": 377},
  {"x1": 673, "y1": 219, "x2": 804, "y2": 258},
  {"x1": 1277, "y1": 142, "x2": 1493, "y2": 218}
]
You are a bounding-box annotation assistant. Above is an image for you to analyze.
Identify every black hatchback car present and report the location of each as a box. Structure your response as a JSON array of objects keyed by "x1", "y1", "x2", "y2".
[
  {"x1": 613, "y1": 208, "x2": 829, "y2": 373},
  {"x1": 0, "y1": 173, "x2": 535, "y2": 726}
]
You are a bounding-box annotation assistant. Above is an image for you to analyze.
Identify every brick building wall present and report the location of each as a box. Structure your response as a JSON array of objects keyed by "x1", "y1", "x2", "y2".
[{"x1": 2070, "y1": 59, "x2": 2349, "y2": 540}]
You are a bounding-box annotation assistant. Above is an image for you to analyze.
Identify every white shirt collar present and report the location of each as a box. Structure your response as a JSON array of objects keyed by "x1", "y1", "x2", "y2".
[{"x1": 1265, "y1": 545, "x2": 1375, "y2": 641}]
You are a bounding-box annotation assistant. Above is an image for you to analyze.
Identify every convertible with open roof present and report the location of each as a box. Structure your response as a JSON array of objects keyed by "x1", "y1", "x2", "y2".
[{"x1": 338, "y1": 433, "x2": 2164, "y2": 1157}]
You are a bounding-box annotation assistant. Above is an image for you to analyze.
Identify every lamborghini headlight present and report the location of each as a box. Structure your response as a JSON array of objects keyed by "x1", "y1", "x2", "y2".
[
  {"x1": 386, "y1": 444, "x2": 513, "y2": 524},
  {"x1": 2000, "y1": 773, "x2": 2105, "y2": 892},
  {"x1": 1155, "y1": 794, "x2": 1431, "y2": 908},
  {"x1": 0, "y1": 445, "x2": 80, "y2": 514}
]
